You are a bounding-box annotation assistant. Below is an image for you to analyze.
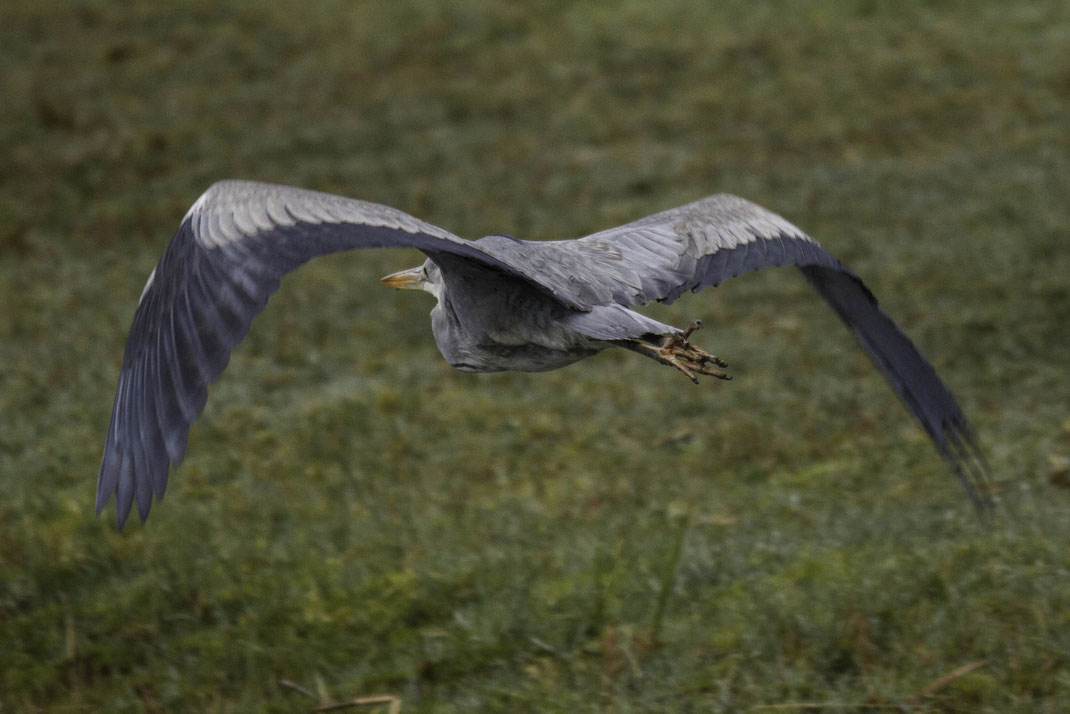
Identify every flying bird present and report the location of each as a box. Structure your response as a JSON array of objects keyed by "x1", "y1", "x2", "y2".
[{"x1": 98, "y1": 180, "x2": 991, "y2": 527}]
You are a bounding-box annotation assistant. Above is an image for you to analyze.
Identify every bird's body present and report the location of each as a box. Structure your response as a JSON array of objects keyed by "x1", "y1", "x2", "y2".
[
  {"x1": 422, "y1": 252, "x2": 608, "y2": 373},
  {"x1": 98, "y1": 180, "x2": 991, "y2": 527},
  {"x1": 419, "y1": 244, "x2": 681, "y2": 373}
]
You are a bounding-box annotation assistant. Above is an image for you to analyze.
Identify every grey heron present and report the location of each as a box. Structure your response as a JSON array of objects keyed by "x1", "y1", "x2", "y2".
[{"x1": 98, "y1": 180, "x2": 991, "y2": 528}]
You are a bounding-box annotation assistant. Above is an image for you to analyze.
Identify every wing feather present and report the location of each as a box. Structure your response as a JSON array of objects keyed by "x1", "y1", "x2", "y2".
[{"x1": 800, "y1": 265, "x2": 992, "y2": 507}]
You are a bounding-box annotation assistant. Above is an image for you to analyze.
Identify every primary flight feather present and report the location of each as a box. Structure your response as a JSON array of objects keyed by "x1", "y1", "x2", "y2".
[{"x1": 98, "y1": 180, "x2": 990, "y2": 527}]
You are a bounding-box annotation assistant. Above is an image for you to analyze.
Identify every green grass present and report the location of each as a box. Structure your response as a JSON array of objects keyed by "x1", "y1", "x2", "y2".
[{"x1": 3, "y1": 1, "x2": 1070, "y2": 711}]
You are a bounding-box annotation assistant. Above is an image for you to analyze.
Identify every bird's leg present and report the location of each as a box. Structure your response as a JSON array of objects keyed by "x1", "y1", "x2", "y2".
[{"x1": 624, "y1": 320, "x2": 730, "y2": 384}]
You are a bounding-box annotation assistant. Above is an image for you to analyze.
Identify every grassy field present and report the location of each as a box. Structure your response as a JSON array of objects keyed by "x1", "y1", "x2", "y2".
[{"x1": 3, "y1": 1, "x2": 1069, "y2": 711}]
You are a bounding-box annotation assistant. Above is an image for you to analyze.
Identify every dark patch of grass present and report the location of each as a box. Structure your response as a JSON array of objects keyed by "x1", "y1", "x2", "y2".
[{"x1": 3, "y1": 1, "x2": 1069, "y2": 711}]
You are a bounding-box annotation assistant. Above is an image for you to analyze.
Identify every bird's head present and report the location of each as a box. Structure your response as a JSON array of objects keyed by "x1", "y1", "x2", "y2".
[{"x1": 380, "y1": 259, "x2": 443, "y2": 300}]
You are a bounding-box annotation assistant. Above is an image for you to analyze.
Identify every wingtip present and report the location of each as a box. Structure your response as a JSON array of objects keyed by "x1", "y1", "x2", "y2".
[
  {"x1": 96, "y1": 451, "x2": 118, "y2": 519},
  {"x1": 942, "y1": 421, "x2": 997, "y2": 516},
  {"x1": 95, "y1": 479, "x2": 130, "y2": 531}
]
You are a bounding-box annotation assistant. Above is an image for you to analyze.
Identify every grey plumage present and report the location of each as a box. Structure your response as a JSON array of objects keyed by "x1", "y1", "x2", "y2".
[{"x1": 98, "y1": 180, "x2": 991, "y2": 528}]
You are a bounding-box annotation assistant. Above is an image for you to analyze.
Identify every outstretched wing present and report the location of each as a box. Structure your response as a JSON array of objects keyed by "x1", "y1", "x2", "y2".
[
  {"x1": 477, "y1": 194, "x2": 839, "y2": 307},
  {"x1": 98, "y1": 180, "x2": 527, "y2": 528},
  {"x1": 484, "y1": 195, "x2": 992, "y2": 507}
]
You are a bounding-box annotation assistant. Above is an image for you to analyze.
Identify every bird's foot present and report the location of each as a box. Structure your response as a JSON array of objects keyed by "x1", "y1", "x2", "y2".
[{"x1": 631, "y1": 321, "x2": 730, "y2": 384}]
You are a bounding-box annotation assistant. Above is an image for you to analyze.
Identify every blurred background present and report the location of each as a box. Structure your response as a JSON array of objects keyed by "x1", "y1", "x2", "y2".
[{"x1": 2, "y1": 1, "x2": 1068, "y2": 711}]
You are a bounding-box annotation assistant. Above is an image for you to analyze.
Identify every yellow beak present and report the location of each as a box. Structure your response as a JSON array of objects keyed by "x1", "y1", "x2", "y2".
[{"x1": 380, "y1": 266, "x2": 425, "y2": 290}]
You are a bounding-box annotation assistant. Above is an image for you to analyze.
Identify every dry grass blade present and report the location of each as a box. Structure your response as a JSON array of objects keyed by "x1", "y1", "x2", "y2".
[
  {"x1": 750, "y1": 701, "x2": 906, "y2": 711},
  {"x1": 910, "y1": 660, "x2": 988, "y2": 702},
  {"x1": 310, "y1": 694, "x2": 402, "y2": 714},
  {"x1": 750, "y1": 660, "x2": 989, "y2": 711}
]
